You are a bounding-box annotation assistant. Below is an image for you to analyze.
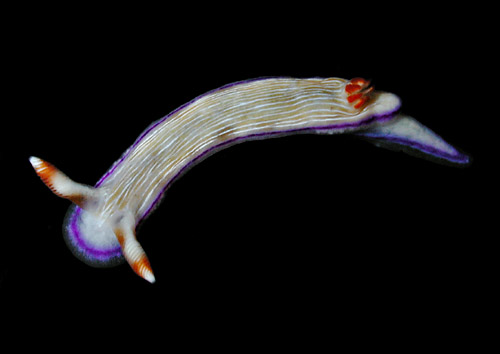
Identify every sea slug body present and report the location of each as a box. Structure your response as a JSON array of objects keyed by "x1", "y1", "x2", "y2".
[{"x1": 30, "y1": 77, "x2": 470, "y2": 283}]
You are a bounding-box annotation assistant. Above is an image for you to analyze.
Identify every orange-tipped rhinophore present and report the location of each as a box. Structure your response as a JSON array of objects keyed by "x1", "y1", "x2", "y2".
[
  {"x1": 29, "y1": 156, "x2": 96, "y2": 208},
  {"x1": 115, "y1": 226, "x2": 156, "y2": 283}
]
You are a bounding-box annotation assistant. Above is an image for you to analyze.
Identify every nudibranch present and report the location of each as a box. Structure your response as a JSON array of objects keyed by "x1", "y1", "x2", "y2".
[{"x1": 30, "y1": 77, "x2": 470, "y2": 283}]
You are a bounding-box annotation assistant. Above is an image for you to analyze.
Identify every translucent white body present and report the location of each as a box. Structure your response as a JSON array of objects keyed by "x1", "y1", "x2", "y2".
[
  {"x1": 96, "y1": 78, "x2": 400, "y2": 223},
  {"x1": 30, "y1": 76, "x2": 469, "y2": 282}
]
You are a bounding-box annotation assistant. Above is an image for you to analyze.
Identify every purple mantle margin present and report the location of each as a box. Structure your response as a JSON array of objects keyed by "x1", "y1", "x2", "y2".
[{"x1": 138, "y1": 111, "x2": 398, "y2": 223}]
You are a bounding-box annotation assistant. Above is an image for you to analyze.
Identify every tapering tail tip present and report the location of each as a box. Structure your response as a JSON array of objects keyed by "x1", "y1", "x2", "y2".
[{"x1": 354, "y1": 114, "x2": 471, "y2": 166}]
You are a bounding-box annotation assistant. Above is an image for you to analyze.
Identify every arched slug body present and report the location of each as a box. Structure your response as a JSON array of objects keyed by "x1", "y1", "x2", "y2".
[{"x1": 30, "y1": 77, "x2": 470, "y2": 283}]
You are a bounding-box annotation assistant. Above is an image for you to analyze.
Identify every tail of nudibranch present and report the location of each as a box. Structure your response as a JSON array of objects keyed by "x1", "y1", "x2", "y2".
[{"x1": 30, "y1": 156, "x2": 156, "y2": 283}]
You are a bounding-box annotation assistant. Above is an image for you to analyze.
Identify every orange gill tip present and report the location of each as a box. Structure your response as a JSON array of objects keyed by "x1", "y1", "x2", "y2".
[
  {"x1": 345, "y1": 83, "x2": 362, "y2": 95},
  {"x1": 353, "y1": 96, "x2": 370, "y2": 109},
  {"x1": 345, "y1": 77, "x2": 373, "y2": 109},
  {"x1": 349, "y1": 77, "x2": 371, "y2": 88},
  {"x1": 347, "y1": 92, "x2": 363, "y2": 103}
]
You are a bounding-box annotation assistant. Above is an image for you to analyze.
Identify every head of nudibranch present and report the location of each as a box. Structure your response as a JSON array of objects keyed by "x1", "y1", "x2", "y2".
[{"x1": 28, "y1": 156, "x2": 153, "y2": 282}]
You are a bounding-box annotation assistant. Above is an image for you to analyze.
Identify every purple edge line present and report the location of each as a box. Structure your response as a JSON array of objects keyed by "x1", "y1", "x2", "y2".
[
  {"x1": 67, "y1": 79, "x2": 273, "y2": 259},
  {"x1": 359, "y1": 133, "x2": 470, "y2": 164},
  {"x1": 69, "y1": 77, "x2": 405, "y2": 260},
  {"x1": 139, "y1": 112, "x2": 398, "y2": 222}
]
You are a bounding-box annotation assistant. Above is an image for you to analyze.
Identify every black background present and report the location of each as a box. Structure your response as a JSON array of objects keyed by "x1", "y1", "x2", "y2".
[{"x1": 1, "y1": 4, "x2": 492, "y2": 350}]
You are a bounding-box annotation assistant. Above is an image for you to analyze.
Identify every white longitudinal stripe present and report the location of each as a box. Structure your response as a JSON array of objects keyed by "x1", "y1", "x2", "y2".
[
  {"x1": 155, "y1": 81, "x2": 349, "y2": 135},
  {"x1": 96, "y1": 77, "x2": 386, "y2": 219},
  {"x1": 151, "y1": 87, "x2": 347, "y2": 155},
  {"x1": 157, "y1": 95, "x2": 353, "y2": 159},
  {"x1": 109, "y1": 90, "x2": 341, "y2": 213}
]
